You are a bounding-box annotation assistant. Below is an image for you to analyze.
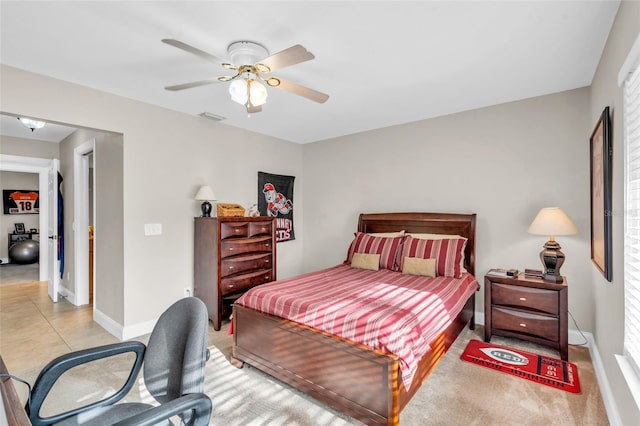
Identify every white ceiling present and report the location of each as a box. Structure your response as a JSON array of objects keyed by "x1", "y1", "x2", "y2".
[{"x1": 0, "y1": 1, "x2": 620, "y2": 144}]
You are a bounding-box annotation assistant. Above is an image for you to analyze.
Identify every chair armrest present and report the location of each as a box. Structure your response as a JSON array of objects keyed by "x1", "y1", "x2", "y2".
[
  {"x1": 112, "y1": 393, "x2": 212, "y2": 426},
  {"x1": 27, "y1": 341, "x2": 146, "y2": 426}
]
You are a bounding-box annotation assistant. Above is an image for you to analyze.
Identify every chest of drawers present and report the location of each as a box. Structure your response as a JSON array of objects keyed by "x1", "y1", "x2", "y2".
[
  {"x1": 484, "y1": 273, "x2": 568, "y2": 360},
  {"x1": 194, "y1": 217, "x2": 276, "y2": 330}
]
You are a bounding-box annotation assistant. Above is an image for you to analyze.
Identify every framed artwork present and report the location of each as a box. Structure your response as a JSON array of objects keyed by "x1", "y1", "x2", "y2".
[
  {"x1": 3, "y1": 189, "x2": 39, "y2": 214},
  {"x1": 590, "y1": 106, "x2": 612, "y2": 281},
  {"x1": 14, "y1": 223, "x2": 25, "y2": 234}
]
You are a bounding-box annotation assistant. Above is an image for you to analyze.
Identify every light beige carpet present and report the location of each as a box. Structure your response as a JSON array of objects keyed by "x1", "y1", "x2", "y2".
[{"x1": 16, "y1": 324, "x2": 608, "y2": 425}]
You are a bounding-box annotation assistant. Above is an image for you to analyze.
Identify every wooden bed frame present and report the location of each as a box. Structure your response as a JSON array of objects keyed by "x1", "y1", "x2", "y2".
[{"x1": 231, "y1": 212, "x2": 477, "y2": 425}]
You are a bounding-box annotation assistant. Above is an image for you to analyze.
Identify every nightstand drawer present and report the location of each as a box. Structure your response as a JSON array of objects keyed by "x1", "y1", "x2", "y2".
[
  {"x1": 492, "y1": 307, "x2": 559, "y2": 342},
  {"x1": 220, "y1": 269, "x2": 273, "y2": 295},
  {"x1": 492, "y1": 283, "x2": 558, "y2": 315}
]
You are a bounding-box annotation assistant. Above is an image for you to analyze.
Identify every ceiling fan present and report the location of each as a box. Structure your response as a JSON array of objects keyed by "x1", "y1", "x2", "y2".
[{"x1": 162, "y1": 39, "x2": 329, "y2": 114}]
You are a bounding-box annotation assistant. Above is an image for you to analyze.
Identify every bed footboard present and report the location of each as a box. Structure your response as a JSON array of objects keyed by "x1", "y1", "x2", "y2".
[{"x1": 232, "y1": 304, "x2": 401, "y2": 425}]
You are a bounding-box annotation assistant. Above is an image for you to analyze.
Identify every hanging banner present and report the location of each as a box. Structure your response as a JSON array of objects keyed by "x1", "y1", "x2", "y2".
[
  {"x1": 258, "y1": 171, "x2": 295, "y2": 242},
  {"x1": 3, "y1": 190, "x2": 39, "y2": 214}
]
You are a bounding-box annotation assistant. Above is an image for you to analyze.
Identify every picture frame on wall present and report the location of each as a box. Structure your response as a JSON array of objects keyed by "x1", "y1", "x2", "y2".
[{"x1": 590, "y1": 106, "x2": 612, "y2": 282}]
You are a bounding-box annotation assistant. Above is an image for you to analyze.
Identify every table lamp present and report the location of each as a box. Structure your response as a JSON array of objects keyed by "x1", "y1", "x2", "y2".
[
  {"x1": 194, "y1": 185, "x2": 216, "y2": 217},
  {"x1": 527, "y1": 207, "x2": 578, "y2": 283}
]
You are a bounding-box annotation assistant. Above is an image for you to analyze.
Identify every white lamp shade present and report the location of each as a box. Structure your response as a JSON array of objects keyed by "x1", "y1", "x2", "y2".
[
  {"x1": 248, "y1": 79, "x2": 268, "y2": 106},
  {"x1": 229, "y1": 79, "x2": 249, "y2": 105},
  {"x1": 18, "y1": 117, "x2": 46, "y2": 130},
  {"x1": 528, "y1": 207, "x2": 578, "y2": 236},
  {"x1": 194, "y1": 185, "x2": 216, "y2": 201}
]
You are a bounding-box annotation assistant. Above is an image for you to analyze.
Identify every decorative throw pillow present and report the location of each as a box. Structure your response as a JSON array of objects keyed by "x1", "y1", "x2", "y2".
[
  {"x1": 345, "y1": 232, "x2": 405, "y2": 271},
  {"x1": 400, "y1": 235, "x2": 467, "y2": 278},
  {"x1": 351, "y1": 253, "x2": 381, "y2": 271},
  {"x1": 402, "y1": 257, "x2": 436, "y2": 277}
]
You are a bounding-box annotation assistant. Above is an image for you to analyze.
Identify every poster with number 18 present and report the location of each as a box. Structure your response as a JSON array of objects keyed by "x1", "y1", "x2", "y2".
[{"x1": 3, "y1": 190, "x2": 39, "y2": 214}]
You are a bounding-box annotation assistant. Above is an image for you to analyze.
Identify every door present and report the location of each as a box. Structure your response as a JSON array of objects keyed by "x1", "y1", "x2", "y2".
[{"x1": 48, "y1": 159, "x2": 59, "y2": 302}]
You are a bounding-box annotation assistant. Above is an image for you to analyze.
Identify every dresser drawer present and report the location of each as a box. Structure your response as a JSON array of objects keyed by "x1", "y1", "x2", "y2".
[
  {"x1": 220, "y1": 236, "x2": 273, "y2": 259},
  {"x1": 220, "y1": 222, "x2": 249, "y2": 239},
  {"x1": 220, "y1": 253, "x2": 273, "y2": 278},
  {"x1": 220, "y1": 269, "x2": 273, "y2": 295},
  {"x1": 492, "y1": 283, "x2": 558, "y2": 315},
  {"x1": 249, "y1": 221, "x2": 273, "y2": 237},
  {"x1": 492, "y1": 306, "x2": 559, "y2": 342}
]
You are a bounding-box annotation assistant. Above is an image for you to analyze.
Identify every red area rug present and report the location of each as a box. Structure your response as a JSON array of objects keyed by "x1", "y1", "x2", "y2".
[{"x1": 461, "y1": 339, "x2": 580, "y2": 394}]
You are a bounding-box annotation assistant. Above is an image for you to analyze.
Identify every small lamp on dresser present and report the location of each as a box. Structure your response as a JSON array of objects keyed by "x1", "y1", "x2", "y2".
[
  {"x1": 527, "y1": 207, "x2": 578, "y2": 283},
  {"x1": 194, "y1": 185, "x2": 217, "y2": 217}
]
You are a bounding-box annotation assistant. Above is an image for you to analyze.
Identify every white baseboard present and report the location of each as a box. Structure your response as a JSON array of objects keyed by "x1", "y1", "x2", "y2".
[
  {"x1": 0, "y1": 257, "x2": 9, "y2": 264},
  {"x1": 474, "y1": 310, "x2": 621, "y2": 425},
  {"x1": 122, "y1": 319, "x2": 156, "y2": 341},
  {"x1": 93, "y1": 308, "x2": 125, "y2": 340}
]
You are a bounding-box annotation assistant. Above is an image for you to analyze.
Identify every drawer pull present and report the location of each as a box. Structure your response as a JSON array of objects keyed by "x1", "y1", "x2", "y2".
[
  {"x1": 229, "y1": 266, "x2": 234, "y2": 269},
  {"x1": 265, "y1": 243, "x2": 270, "y2": 247},
  {"x1": 519, "y1": 297, "x2": 527, "y2": 301},
  {"x1": 264, "y1": 275, "x2": 270, "y2": 279},
  {"x1": 229, "y1": 247, "x2": 234, "y2": 251},
  {"x1": 519, "y1": 323, "x2": 527, "y2": 328},
  {"x1": 265, "y1": 259, "x2": 270, "y2": 263},
  {"x1": 235, "y1": 229, "x2": 240, "y2": 232}
]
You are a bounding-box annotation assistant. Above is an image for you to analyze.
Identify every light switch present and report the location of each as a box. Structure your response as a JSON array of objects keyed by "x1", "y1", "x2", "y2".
[{"x1": 144, "y1": 223, "x2": 162, "y2": 236}]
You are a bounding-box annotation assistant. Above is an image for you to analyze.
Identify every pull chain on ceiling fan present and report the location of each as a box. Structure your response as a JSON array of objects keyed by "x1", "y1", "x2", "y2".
[{"x1": 162, "y1": 39, "x2": 329, "y2": 114}]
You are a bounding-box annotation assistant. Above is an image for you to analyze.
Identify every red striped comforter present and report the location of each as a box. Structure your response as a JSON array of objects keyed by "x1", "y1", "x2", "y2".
[{"x1": 236, "y1": 264, "x2": 479, "y2": 390}]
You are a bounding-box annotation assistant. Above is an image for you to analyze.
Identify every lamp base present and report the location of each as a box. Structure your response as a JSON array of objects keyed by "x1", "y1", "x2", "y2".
[
  {"x1": 201, "y1": 201, "x2": 212, "y2": 217},
  {"x1": 540, "y1": 240, "x2": 565, "y2": 283}
]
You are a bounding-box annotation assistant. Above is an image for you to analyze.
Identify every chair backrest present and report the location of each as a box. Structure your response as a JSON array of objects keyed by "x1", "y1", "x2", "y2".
[{"x1": 143, "y1": 297, "x2": 209, "y2": 404}]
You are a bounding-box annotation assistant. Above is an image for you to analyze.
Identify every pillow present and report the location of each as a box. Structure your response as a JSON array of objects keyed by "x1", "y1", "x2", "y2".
[
  {"x1": 406, "y1": 233, "x2": 467, "y2": 273},
  {"x1": 405, "y1": 233, "x2": 462, "y2": 240},
  {"x1": 345, "y1": 232, "x2": 405, "y2": 271},
  {"x1": 367, "y1": 230, "x2": 405, "y2": 237},
  {"x1": 402, "y1": 257, "x2": 436, "y2": 277},
  {"x1": 351, "y1": 253, "x2": 380, "y2": 271},
  {"x1": 400, "y1": 235, "x2": 467, "y2": 278}
]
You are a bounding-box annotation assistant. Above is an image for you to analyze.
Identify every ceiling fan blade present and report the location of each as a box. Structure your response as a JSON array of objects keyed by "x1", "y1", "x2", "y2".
[
  {"x1": 268, "y1": 78, "x2": 329, "y2": 103},
  {"x1": 258, "y1": 45, "x2": 315, "y2": 72},
  {"x1": 164, "y1": 78, "x2": 221, "y2": 91},
  {"x1": 162, "y1": 39, "x2": 225, "y2": 66}
]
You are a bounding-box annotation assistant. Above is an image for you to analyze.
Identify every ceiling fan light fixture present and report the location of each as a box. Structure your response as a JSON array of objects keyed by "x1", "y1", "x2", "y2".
[
  {"x1": 229, "y1": 78, "x2": 249, "y2": 105},
  {"x1": 228, "y1": 77, "x2": 268, "y2": 109},
  {"x1": 17, "y1": 117, "x2": 46, "y2": 132}
]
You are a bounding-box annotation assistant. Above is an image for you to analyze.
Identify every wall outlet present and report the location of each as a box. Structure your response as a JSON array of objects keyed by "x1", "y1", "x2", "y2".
[{"x1": 184, "y1": 287, "x2": 191, "y2": 297}]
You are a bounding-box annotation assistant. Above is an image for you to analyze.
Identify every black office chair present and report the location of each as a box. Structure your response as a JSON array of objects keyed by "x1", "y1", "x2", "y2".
[{"x1": 26, "y1": 297, "x2": 212, "y2": 426}]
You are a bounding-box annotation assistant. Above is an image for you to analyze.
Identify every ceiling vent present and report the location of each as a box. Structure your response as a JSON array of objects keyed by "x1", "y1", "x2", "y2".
[{"x1": 199, "y1": 112, "x2": 226, "y2": 122}]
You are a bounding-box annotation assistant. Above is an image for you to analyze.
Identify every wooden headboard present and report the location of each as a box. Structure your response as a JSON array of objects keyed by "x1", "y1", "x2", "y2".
[{"x1": 357, "y1": 212, "x2": 477, "y2": 276}]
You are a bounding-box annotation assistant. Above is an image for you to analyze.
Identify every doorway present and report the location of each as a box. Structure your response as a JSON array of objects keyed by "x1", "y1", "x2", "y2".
[{"x1": 73, "y1": 140, "x2": 95, "y2": 306}]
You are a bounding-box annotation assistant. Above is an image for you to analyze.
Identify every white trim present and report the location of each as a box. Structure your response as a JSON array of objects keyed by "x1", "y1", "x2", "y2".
[
  {"x1": 616, "y1": 354, "x2": 640, "y2": 411},
  {"x1": 58, "y1": 285, "x2": 74, "y2": 301},
  {"x1": 93, "y1": 308, "x2": 124, "y2": 340},
  {"x1": 122, "y1": 319, "x2": 156, "y2": 341},
  {"x1": 618, "y1": 33, "x2": 640, "y2": 86},
  {"x1": 73, "y1": 139, "x2": 95, "y2": 306}
]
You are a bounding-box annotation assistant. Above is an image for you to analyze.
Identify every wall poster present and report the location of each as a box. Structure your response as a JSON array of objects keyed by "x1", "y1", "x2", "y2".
[
  {"x1": 258, "y1": 171, "x2": 295, "y2": 242},
  {"x1": 3, "y1": 189, "x2": 39, "y2": 214}
]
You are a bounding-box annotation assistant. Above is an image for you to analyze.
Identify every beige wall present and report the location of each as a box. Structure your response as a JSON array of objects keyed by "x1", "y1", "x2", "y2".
[
  {"x1": 0, "y1": 64, "x2": 304, "y2": 336},
  {"x1": 303, "y1": 87, "x2": 593, "y2": 330},
  {"x1": 0, "y1": 171, "x2": 40, "y2": 260},
  {"x1": 0, "y1": 135, "x2": 60, "y2": 159},
  {"x1": 589, "y1": 0, "x2": 640, "y2": 424}
]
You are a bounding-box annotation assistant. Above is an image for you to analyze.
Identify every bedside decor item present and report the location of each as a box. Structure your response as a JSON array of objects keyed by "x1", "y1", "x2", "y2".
[
  {"x1": 217, "y1": 203, "x2": 245, "y2": 217},
  {"x1": 528, "y1": 207, "x2": 577, "y2": 283},
  {"x1": 194, "y1": 185, "x2": 216, "y2": 217},
  {"x1": 590, "y1": 106, "x2": 613, "y2": 281}
]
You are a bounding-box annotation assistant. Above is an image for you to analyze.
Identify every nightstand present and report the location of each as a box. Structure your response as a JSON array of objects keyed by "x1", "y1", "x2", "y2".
[{"x1": 484, "y1": 273, "x2": 568, "y2": 361}]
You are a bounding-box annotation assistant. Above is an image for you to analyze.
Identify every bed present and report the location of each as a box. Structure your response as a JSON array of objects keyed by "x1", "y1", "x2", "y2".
[{"x1": 231, "y1": 212, "x2": 477, "y2": 425}]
